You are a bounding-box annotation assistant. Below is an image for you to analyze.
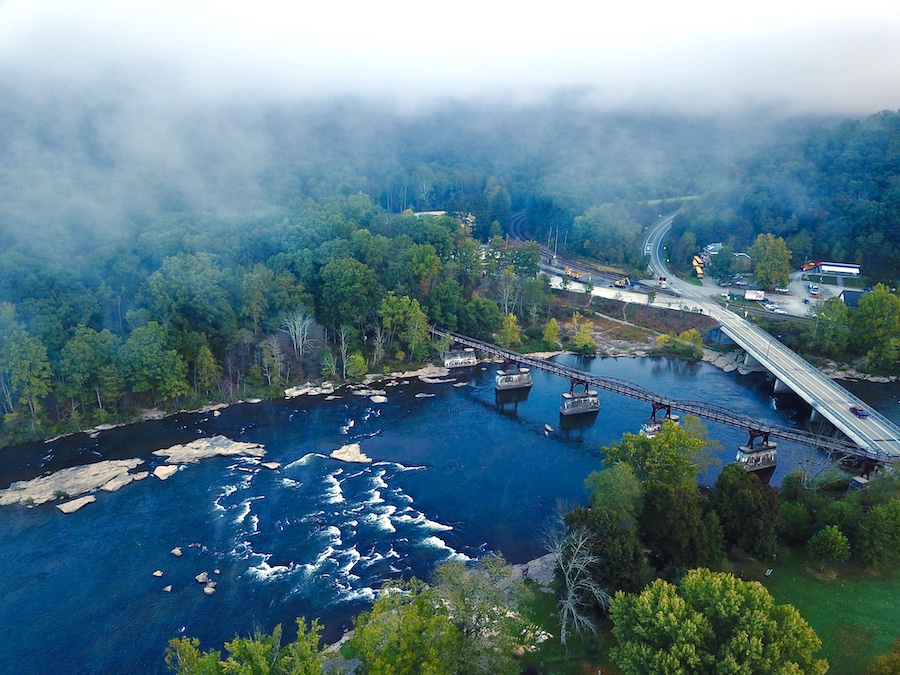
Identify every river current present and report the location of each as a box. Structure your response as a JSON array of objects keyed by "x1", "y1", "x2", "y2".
[{"x1": 1, "y1": 355, "x2": 898, "y2": 674}]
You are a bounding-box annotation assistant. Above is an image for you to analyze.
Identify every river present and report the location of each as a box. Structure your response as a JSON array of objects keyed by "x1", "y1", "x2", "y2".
[{"x1": 1, "y1": 355, "x2": 897, "y2": 674}]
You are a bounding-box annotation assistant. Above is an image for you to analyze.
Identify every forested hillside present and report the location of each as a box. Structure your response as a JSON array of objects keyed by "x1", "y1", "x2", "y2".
[
  {"x1": 2, "y1": 85, "x2": 896, "y2": 446},
  {"x1": 672, "y1": 110, "x2": 900, "y2": 285}
]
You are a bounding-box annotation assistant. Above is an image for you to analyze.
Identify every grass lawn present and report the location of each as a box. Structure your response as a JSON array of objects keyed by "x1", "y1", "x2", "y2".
[
  {"x1": 734, "y1": 547, "x2": 900, "y2": 674},
  {"x1": 518, "y1": 583, "x2": 620, "y2": 675}
]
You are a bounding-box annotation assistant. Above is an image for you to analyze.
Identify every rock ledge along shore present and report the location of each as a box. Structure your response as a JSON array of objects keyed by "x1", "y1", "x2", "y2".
[
  {"x1": 0, "y1": 458, "x2": 145, "y2": 507},
  {"x1": 152, "y1": 435, "x2": 266, "y2": 464}
]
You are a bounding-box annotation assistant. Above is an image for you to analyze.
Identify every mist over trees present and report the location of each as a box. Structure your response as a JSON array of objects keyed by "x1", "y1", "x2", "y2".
[
  {"x1": 1, "y1": 77, "x2": 898, "y2": 445},
  {"x1": 672, "y1": 110, "x2": 900, "y2": 286}
]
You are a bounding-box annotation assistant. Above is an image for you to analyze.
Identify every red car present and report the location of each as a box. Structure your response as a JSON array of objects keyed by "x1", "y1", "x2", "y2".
[{"x1": 850, "y1": 406, "x2": 870, "y2": 418}]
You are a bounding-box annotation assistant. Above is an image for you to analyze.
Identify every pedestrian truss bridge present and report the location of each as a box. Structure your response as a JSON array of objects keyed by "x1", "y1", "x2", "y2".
[{"x1": 431, "y1": 328, "x2": 900, "y2": 465}]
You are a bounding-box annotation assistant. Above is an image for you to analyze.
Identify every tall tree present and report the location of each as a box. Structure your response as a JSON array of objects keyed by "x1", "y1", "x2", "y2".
[
  {"x1": 811, "y1": 297, "x2": 851, "y2": 357},
  {"x1": 639, "y1": 482, "x2": 722, "y2": 572},
  {"x1": 602, "y1": 416, "x2": 718, "y2": 489},
  {"x1": 144, "y1": 253, "x2": 237, "y2": 354},
  {"x1": 2, "y1": 328, "x2": 52, "y2": 430},
  {"x1": 748, "y1": 232, "x2": 792, "y2": 289},
  {"x1": 118, "y1": 322, "x2": 190, "y2": 405},
  {"x1": 58, "y1": 326, "x2": 121, "y2": 413},
  {"x1": 281, "y1": 308, "x2": 315, "y2": 361},
  {"x1": 319, "y1": 257, "x2": 380, "y2": 331},
  {"x1": 851, "y1": 283, "x2": 900, "y2": 371},
  {"x1": 431, "y1": 555, "x2": 527, "y2": 675},
  {"x1": 710, "y1": 462, "x2": 780, "y2": 559},
  {"x1": 495, "y1": 313, "x2": 522, "y2": 349},
  {"x1": 351, "y1": 579, "x2": 459, "y2": 675}
]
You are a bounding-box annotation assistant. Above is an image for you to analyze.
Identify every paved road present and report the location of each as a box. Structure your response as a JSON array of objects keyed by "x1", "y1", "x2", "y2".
[{"x1": 643, "y1": 216, "x2": 900, "y2": 461}]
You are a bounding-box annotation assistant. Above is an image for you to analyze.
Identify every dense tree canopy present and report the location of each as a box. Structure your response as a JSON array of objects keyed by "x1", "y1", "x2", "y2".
[
  {"x1": 610, "y1": 568, "x2": 828, "y2": 675},
  {"x1": 673, "y1": 110, "x2": 900, "y2": 287},
  {"x1": 602, "y1": 416, "x2": 718, "y2": 489}
]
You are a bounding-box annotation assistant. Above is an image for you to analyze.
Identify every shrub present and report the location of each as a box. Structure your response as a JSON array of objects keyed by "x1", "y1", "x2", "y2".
[{"x1": 807, "y1": 525, "x2": 851, "y2": 568}]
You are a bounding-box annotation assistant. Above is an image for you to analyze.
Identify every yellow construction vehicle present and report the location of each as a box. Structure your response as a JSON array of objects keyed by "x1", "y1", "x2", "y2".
[
  {"x1": 564, "y1": 266, "x2": 582, "y2": 280},
  {"x1": 615, "y1": 276, "x2": 631, "y2": 288}
]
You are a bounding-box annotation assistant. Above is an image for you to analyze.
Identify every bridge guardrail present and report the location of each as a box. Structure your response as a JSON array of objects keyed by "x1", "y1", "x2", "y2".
[{"x1": 431, "y1": 327, "x2": 889, "y2": 462}]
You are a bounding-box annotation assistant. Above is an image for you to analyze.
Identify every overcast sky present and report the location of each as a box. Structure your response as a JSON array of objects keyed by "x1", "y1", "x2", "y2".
[{"x1": 2, "y1": 0, "x2": 899, "y2": 115}]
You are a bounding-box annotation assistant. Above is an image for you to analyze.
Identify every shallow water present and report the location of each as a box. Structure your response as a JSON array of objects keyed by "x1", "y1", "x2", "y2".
[{"x1": 0, "y1": 355, "x2": 894, "y2": 674}]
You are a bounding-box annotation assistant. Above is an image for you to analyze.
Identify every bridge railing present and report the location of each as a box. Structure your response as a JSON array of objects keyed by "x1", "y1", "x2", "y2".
[{"x1": 431, "y1": 327, "x2": 886, "y2": 462}]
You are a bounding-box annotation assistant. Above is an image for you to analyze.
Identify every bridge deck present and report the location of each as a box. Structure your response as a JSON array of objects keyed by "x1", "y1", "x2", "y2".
[
  {"x1": 432, "y1": 328, "x2": 896, "y2": 463},
  {"x1": 714, "y1": 310, "x2": 900, "y2": 461}
]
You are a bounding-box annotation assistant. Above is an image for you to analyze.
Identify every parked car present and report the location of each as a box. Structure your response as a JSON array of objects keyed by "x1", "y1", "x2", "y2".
[{"x1": 850, "y1": 406, "x2": 870, "y2": 418}]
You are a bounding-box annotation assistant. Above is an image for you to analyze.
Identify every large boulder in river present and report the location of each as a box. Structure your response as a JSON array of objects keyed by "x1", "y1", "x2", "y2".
[{"x1": 195, "y1": 571, "x2": 209, "y2": 584}]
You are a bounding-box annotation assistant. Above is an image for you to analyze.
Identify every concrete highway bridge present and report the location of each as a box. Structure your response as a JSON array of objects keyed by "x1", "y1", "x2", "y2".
[
  {"x1": 640, "y1": 212, "x2": 900, "y2": 465},
  {"x1": 713, "y1": 308, "x2": 900, "y2": 463},
  {"x1": 432, "y1": 328, "x2": 900, "y2": 466}
]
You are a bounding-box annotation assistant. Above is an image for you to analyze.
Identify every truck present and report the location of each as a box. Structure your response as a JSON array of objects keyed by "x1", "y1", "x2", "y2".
[{"x1": 658, "y1": 276, "x2": 667, "y2": 289}]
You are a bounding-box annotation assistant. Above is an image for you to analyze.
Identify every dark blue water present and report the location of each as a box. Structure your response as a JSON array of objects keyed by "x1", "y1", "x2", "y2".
[{"x1": 1, "y1": 355, "x2": 896, "y2": 674}]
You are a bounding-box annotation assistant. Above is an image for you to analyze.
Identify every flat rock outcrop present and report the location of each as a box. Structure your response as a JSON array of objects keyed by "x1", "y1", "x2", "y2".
[
  {"x1": 0, "y1": 459, "x2": 144, "y2": 507},
  {"x1": 56, "y1": 495, "x2": 96, "y2": 513},
  {"x1": 153, "y1": 436, "x2": 265, "y2": 464}
]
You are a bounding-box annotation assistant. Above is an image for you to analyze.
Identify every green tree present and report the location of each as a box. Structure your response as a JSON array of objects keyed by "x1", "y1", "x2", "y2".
[
  {"x1": 495, "y1": 313, "x2": 521, "y2": 349},
  {"x1": 866, "y1": 637, "x2": 900, "y2": 675},
  {"x1": 458, "y1": 297, "x2": 503, "y2": 342},
  {"x1": 400, "y1": 300, "x2": 429, "y2": 361},
  {"x1": 144, "y1": 253, "x2": 238, "y2": 354},
  {"x1": 566, "y1": 499, "x2": 652, "y2": 595},
  {"x1": 812, "y1": 297, "x2": 851, "y2": 357},
  {"x1": 779, "y1": 501, "x2": 814, "y2": 544},
  {"x1": 807, "y1": 524, "x2": 851, "y2": 569},
  {"x1": 428, "y1": 279, "x2": 465, "y2": 331},
  {"x1": 706, "y1": 245, "x2": 738, "y2": 284},
  {"x1": 319, "y1": 258, "x2": 380, "y2": 330},
  {"x1": 610, "y1": 568, "x2": 828, "y2": 675},
  {"x1": 118, "y1": 322, "x2": 190, "y2": 404},
  {"x1": 194, "y1": 342, "x2": 221, "y2": 395},
  {"x1": 639, "y1": 482, "x2": 721, "y2": 572},
  {"x1": 58, "y1": 326, "x2": 121, "y2": 414},
  {"x1": 406, "y1": 243, "x2": 442, "y2": 299},
  {"x1": 585, "y1": 462, "x2": 643, "y2": 526},
  {"x1": 351, "y1": 579, "x2": 458, "y2": 675},
  {"x1": 346, "y1": 352, "x2": 367, "y2": 379},
  {"x1": 542, "y1": 317, "x2": 560, "y2": 348},
  {"x1": 431, "y1": 555, "x2": 527, "y2": 675},
  {"x1": 710, "y1": 463, "x2": 780, "y2": 559},
  {"x1": 602, "y1": 416, "x2": 717, "y2": 489},
  {"x1": 2, "y1": 328, "x2": 52, "y2": 430},
  {"x1": 857, "y1": 499, "x2": 900, "y2": 568},
  {"x1": 570, "y1": 322, "x2": 597, "y2": 356},
  {"x1": 240, "y1": 264, "x2": 275, "y2": 335},
  {"x1": 851, "y1": 283, "x2": 900, "y2": 372},
  {"x1": 748, "y1": 233, "x2": 792, "y2": 289},
  {"x1": 165, "y1": 617, "x2": 326, "y2": 675}
]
